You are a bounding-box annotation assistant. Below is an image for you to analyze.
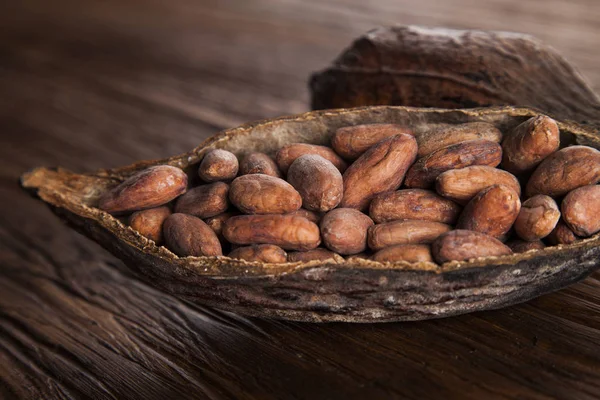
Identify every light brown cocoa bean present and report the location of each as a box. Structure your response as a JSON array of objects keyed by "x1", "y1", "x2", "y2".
[
  {"x1": 331, "y1": 123, "x2": 414, "y2": 160},
  {"x1": 223, "y1": 214, "x2": 320, "y2": 251},
  {"x1": 436, "y1": 165, "x2": 521, "y2": 205},
  {"x1": 320, "y1": 208, "x2": 374, "y2": 255},
  {"x1": 276, "y1": 143, "x2": 347, "y2": 174},
  {"x1": 287, "y1": 154, "x2": 343, "y2": 212},
  {"x1": 198, "y1": 149, "x2": 239, "y2": 182},
  {"x1": 239, "y1": 152, "x2": 281, "y2": 177},
  {"x1": 514, "y1": 195, "x2": 560, "y2": 241},
  {"x1": 562, "y1": 185, "x2": 600, "y2": 237},
  {"x1": 546, "y1": 220, "x2": 579, "y2": 245},
  {"x1": 404, "y1": 140, "x2": 502, "y2": 188},
  {"x1": 341, "y1": 134, "x2": 417, "y2": 210},
  {"x1": 229, "y1": 174, "x2": 301, "y2": 214},
  {"x1": 99, "y1": 165, "x2": 187, "y2": 214},
  {"x1": 204, "y1": 211, "x2": 238, "y2": 237},
  {"x1": 501, "y1": 115, "x2": 560, "y2": 174},
  {"x1": 457, "y1": 185, "x2": 521, "y2": 239},
  {"x1": 368, "y1": 220, "x2": 451, "y2": 251},
  {"x1": 416, "y1": 122, "x2": 502, "y2": 157},
  {"x1": 369, "y1": 189, "x2": 461, "y2": 224},
  {"x1": 128, "y1": 206, "x2": 171, "y2": 244},
  {"x1": 174, "y1": 182, "x2": 229, "y2": 218},
  {"x1": 372, "y1": 244, "x2": 433, "y2": 263},
  {"x1": 432, "y1": 230, "x2": 512, "y2": 263},
  {"x1": 287, "y1": 248, "x2": 344, "y2": 263},
  {"x1": 506, "y1": 239, "x2": 545, "y2": 253},
  {"x1": 526, "y1": 146, "x2": 600, "y2": 197},
  {"x1": 286, "y1": 209, "x2": 322, "y2": 224},
  {"x1": 163, "y1": 213, "x2": 222, "y2": 257},
  {"x1": 228, "y1": 244, "x2": 287, "y2": 263}
]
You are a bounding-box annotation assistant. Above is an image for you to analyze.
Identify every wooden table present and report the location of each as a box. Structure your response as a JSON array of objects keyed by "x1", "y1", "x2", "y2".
[{"x1": 2, "y1": 1, "x2": 600, "y2": 399}]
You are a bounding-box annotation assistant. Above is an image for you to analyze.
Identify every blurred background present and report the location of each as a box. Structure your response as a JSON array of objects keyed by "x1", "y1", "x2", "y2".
[{"x1": 2, "y1": 0, "x2": 599, "y2": 171}]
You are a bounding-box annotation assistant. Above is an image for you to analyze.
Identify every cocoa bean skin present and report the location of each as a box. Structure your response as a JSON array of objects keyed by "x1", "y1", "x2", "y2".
[
  {"x1": 501, "y1": 115, "x2": 560, "y2": 174},
  {"x1": 320, "y1": 208, "x2": 374, "y2": 255},
  {"x1": 128, "y1": 206, "x2": 172, "y2": 244},
  {"x1": 286, "y1": 209, "x2": 322, "y2": 224},
  {"x1": 198, "y1": 149, "x2": 239, "y2": 182},
  {"x1": 341, "y1": 134, "x2": 418, "y2": 211},
  {"x1": 223, "y1": 214, "x2": 321, "y2": 251},
  {"x1": 174, "y1": 182, "x2": 229, "y2": 218},
  {"x1": 276, "y1": 143, "x2": 347, "y2": 174},
  {"x1": 228, "y1": 244, "x2": 287, "y2": 263},
  {"x1": 432, "y1": 230, "x2": 512, "y2": 263},
  {"x1": 404, "y1": 140, "x2": 502, "y2": 189},
  {"x1": 287, "y1": 154, "x2": 343, "y2": 212},
  {"x1": 368, "y1": 220, "x2": 451, "y2": 251},
  {"x1": 229, "y1": 174, "x2": 302, "y2": 214},
  {"x1": 436, "y1": 165, "x2": 521, "y2": 205},
  {"x1": 546, "y1": 220, "x2": 580, "y2": 245},
  {"x1": 416, "y1": 122, "x2": 502, "y2": 157},
  {"x1": 239, "y1": 152, "x2": 281, "y2": 178},
  {"x1": 506, "y1": 239, "x2": 545, "y2": 253},
  {"x1": 99, "y1": 165, "x2": 187, "y2": 214},
  {"x1": 372, "y1": 244, "x2": 433, "y2": 263},
  {"x1": 514, "y1": 195, "x2": 560, "y2": 241},
  {"x1": 163, "y1": 213, "x2": 222, "y2": 257},
  {"x1": 369, "y1": 189, "x2": 461, "y2": 224},
  {"x1": 331, "y1": 123, "x2": 414, "y2": 160},
  {"x1": 204, "y1": 211, "x2": 238, "y2": 238},
  {"x1": 287, "y1": 248, "x2": 344, "y2": 263},
  {"x1": 526, "y1": 145, "x2": 600, "y2": 197},
  {"x1": 562, "y1": 185, "x2": 600, "y2": 237},
  {"x1": 457, "y1": 185, "x2": 521, "y2": 239}
]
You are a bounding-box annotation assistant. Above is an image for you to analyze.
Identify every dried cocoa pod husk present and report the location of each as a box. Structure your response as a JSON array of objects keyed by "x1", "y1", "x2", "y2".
[{"x1": 21, "y1": 106, "x2": 600, "y2": 323}]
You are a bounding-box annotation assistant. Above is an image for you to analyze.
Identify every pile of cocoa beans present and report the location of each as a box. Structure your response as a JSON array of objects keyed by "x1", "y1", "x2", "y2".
[{"x1": 98, "y1": 115, "x2": 600, "y2": 265}]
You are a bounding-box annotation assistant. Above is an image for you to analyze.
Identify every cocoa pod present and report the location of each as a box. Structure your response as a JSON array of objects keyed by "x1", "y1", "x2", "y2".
[
  {"x1": 369, "y1": 189, "x2": 461, "y2": 224},
  {"x1": 457, "y1": 185, "x2": 521, "y2": 239},
  {"x1": 341, "y1": 134, "x2": 417, "y2": 210},
  {"x1": 501, "y1": 115, "x2": 560, "y2": 174},
  {"x1": 276, "y1": 143, "x2": 347, "y2": 174},
  {"x1": 506, "y1": 239, "x2": 545, "y2": 253},
  {"x1": 223, "y1": 214, "x2": 320, "y2": 251},
  {"x1": 287, "y1": 248, "x2": 344, "y2": 263},
  {"x1": 526, "y1": 146, "x2": 600, "y2": 197},
  {"x1": 320, "y1": 208, "x2": 374, "y2": 255},
  {"x1": 174, "y1": 182, "x2": 229, "y2": 218},
  {"x1": 368, "y1": 220, "x2": 451, "y2": 251},
  {"x1": 436, "y1": 165, "x2": 521, "y2": 205},
  {"x1": 239, "y1": 152, "x2": 281, "y2": 177},
  {"x1": 546, "y1": 220, "x2": 580, "y2": 245},
  {"x1": 198, "y1": 149, "x2": 239, "y2": 182},
  {"x1": 345, "y1": 253, "x2": 372, "y2": 261},
  {"x1": 128, "y1": 206, "x2": 172, "y2": 244},
  {"x1": 432, "y1": 230, "x2": 512, "y2": 263},
  {"x1": 229, "y1": 174, "x2": 302, "y2": 214},
  {"x1": 228, "y1": 244, "x2": 287, "y2": 263},
  {"x1": 404, "y1": 140, "x2": 502, "y2": 188},
  {"x1": 514, "y1": 195, "x2": 560, "y2": 241},
  {"x1": 163, "y1": 213, "x2": 222, "y2": 257},
  {"x1": 331, "y1": 123, "x2": 413, "y2": 160},
  {"x1": 561, "y1": 185, "x2": 600, "y2": 237},
  {"x1": 372, "y1": 244, "x2": 433, "y2": 263},
  {"x1": 416, "y1": 122, "x2": 503, "y2": 157},
  {"x1": 99, "y1": 165, "x2": 187, "y2": 214},
  {"x1": 287, "y1": 154, "x2": 343, "y2": 212}
]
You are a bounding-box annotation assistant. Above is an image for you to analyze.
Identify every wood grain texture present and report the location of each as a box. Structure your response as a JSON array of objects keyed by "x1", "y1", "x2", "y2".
[{"x1": 1, "y1": 0, "x2": 600, "y2": 399}]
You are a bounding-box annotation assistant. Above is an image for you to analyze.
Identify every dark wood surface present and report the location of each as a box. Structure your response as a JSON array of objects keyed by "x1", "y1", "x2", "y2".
[{"x1": 2, "y1": 1, "x2": 600, "y2": 399}]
